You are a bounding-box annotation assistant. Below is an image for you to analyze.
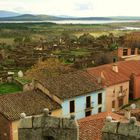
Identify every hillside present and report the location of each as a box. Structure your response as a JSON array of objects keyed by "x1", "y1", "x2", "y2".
[
  {"x1": 0, "y1": 14, "x2": 61, "y2": 21},
  {"x1": 0, "y1": 10, "x2": 20, "y2": 18},
  {"x1": 0, "y1": 13, "x2": 140, "y2": 21}
]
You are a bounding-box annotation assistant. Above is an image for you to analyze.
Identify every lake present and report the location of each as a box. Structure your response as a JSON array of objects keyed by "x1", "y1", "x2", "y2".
[
  {"x1": 117, "y1": 26, "x2": 140, "y2": 30},
  {"x1": 0, "y1": 19, "x2": 139, "y2": 24}
]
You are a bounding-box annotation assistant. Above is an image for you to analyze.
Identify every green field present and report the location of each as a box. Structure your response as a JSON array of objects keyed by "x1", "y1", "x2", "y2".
[
  {"x1": 0, "y1": 22, "x2": 139, "y2": 45},
  {"x1": 53, "y1": 49, "x2": 91, "y2": 56},
  {"x1": 0, "y1": 83, "x2": 22, "y2": 94}
]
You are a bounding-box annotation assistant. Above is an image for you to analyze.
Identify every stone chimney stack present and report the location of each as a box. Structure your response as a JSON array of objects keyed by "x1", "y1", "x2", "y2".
[
  {"x1": 124, "y1": 109, "x2": 131, "y2": 120},
  {"x1": 112, "y1": 64, "x2": 118, "y2": 73}
]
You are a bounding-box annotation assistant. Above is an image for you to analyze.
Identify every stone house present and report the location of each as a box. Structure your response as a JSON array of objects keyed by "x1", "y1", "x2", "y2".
[
  {"x1": 35, "y1": 71, "x2": 106, "y2": 119},
  {"x1": 0, "y1": 90, "x2": 61, "y2": 140}
]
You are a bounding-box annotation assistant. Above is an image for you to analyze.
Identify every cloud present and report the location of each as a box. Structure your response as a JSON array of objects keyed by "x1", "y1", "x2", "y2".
[
  {"x1": 75, "y1": 2, "x2": 93, "y2": 11},
  {"x1": 13, "y1": 7, "x2": 32, "y2": 14},
  {"x1": 0, "y1": 0, "x2": 139, "y2": 17}
]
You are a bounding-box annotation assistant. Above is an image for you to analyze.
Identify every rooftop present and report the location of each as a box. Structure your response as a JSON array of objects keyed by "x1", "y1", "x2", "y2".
[
  {"x1": 0, "y1": 90, "x2": 61, "y2": 121},
  {"x1": 38, "y1": 71, "x2": 103, "y2": 100},
  {"x1": 87, "y1": 60, "x2": 140, "y2": 86},
  {"x1": 78, "y1": 112, "x2": 123, "y2": 140}
]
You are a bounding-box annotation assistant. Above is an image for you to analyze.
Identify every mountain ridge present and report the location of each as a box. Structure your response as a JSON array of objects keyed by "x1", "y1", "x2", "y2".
[
  {"x1": 0, "y1": 11, "x2": 140, "y2": 21},
  {"x1": 0, "y1": 10, "x2": 20, "y2": 18}
]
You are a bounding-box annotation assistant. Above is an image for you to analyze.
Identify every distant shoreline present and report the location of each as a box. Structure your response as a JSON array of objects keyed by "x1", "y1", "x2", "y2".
[{"x1": 0, "y1": 19, "x2": 139, "y2": 24}]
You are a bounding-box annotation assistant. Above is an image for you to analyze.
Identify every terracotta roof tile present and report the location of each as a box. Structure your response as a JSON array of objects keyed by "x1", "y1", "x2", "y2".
[
  {"x1": 78, "y1": 112, "x2": 123, "y2": 140},
  {"x1": 87, "y1": 60, "x2": 140, "y2": 86}
]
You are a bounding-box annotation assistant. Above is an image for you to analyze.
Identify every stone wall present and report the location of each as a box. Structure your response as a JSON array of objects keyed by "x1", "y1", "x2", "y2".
[
  {"x1": 102, "y1": 116, "x2": 140, "y2": 140},
  {"x1": 18, "y1": 109, "x2": 79, "y2": 140}
]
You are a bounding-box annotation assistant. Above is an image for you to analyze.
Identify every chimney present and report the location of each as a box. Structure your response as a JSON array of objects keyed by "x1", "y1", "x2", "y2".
[
  {"x1": 112, "y1": 64, "x2": 118, "y2": 73},
  {"x1": 101, "y1": 71, "x2": 105, "y2": 79},
  {"x1": 97, "y1": 77, "x2": 102, "y2": 84},
  {"x1": 124, "y1": 109, "x2": 131, "y2": 120}
]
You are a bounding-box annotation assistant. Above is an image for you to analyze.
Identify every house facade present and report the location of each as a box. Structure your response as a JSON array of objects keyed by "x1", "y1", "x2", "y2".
[
  {"x1": 87, "y1": 60, "x2": 140, "y2": 112},
  {"x1": 105, "y1": 82, "x2": 129, "y2": 112},
  {"x1": 87, "y1": 63, "x2": 130, "y2": 112},
  {"x1": 62, "y1": 89, "x2": 106, "y2": 119},
  {"x1": 35, "y1": 71, "x2": 106, "y2": 119},
  {"x1": 118, "y1": 47, "x2": 138, "y2": 58}
]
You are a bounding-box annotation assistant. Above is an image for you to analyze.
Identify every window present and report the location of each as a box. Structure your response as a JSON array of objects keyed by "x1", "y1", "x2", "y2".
[
  {"x1": 70, "y1": 100, "x2": 75, "y2": 113},
  {"x1": 85, "y1": 110, "x2": 91, "y2": 117},
  {"x1": 120, "y1": 86, "x2": 123, "y2": 93},
  {"x1": 112, "y1": 100, "x2": 115, "y2": 108},
  {"x1": 86, "y1": 96, "x2": 91, "y2": 108},
  {"x1": 131, "y1": 48, "x2": 135, "y2": 55},
  {"x1": 98, "y1": 93, "x2": 102, "y2": 104},
  {"x1": 118, "y1": 98, "x2": 123, "y2": 107},
  {"x1": 113, "y1": 57, "x2": 117, "y2": 63},
  {"x1": 98, "y1": 107, "x2": 102, "y2": 113},
  {"x1": 123, "y1": 49, "x2": 128, "y2": 56}
]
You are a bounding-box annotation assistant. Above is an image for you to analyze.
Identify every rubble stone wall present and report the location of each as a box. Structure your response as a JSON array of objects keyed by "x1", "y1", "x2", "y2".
[{"x1": 18, "y1": 109, "x2": 79, "y2": 140}]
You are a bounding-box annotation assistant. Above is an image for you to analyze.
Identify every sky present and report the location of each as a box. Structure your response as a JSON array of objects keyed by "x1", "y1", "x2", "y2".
[{"x1": 0, "y1": 0, "x2": 139, "y2": 17}]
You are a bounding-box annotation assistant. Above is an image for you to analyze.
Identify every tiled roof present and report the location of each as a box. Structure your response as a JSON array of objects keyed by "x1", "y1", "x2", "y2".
[
  {"x1": 87, "y1": 60, "x2": 140, "y2": 86},
  {"x1": 78, "y1": 112, "x2": 123, "y2": 140},
  {"x1": 38, "y1": 71, "x2": 103, "y2": 100},
  {"x1": 0, "y1": 90, "x2": 61, "y2": 121}
]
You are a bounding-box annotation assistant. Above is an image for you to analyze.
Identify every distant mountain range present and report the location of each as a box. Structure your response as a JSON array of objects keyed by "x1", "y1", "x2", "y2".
[
  {"x1": 0, "y1": 10, "x2": 20, "y2": 18},
  {"x1": 0, "y1": 10, "x2": 140, "y2": 21}
]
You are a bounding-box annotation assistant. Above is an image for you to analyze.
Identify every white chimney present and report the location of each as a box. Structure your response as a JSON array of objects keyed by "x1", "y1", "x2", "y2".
[
  {"x1": 124, "y1": 110, "x2": 131, "y2": 120},
  {"x1": 101, "y1": 71, "x2": 105, "y2": 79},
  {"x1": 112, "y1": 64, "x2": 118, "y2": 73}
]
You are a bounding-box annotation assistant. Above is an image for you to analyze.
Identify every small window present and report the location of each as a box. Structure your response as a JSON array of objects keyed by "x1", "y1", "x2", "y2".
[
  {"x1": 113, "y1": 57, "x2": 117, "y2": 63},
  {"x1": 120, "y1": 86, "x2": 123, "y2": 93},
  {"x1": 98, "y1": 93, "x2": 102, "y2": 104},
  {"x1": 123, "y1": 49, "x2": 128, "y2": 56},
  {"x1": 85, "y1": 110, "x2": 91, "y2": 117},
  {"x1": 131, "y1": 48, "x2": 135, "y2": 55},
  {"x1": 118, "y1": 98, "x2": 123, "y2": 107},
  {"x1": 112, "y1": 100, "x2": 115, "y2": 108},
  {"x1": 70, "y1": 100, "x2": 75, "y2": 113},
  {"x1": 86, "y1": 96, "x2": 91, "y2": 108},
  {"x1": 98, "y1": 107, "x2": 102, "y2": 113}
]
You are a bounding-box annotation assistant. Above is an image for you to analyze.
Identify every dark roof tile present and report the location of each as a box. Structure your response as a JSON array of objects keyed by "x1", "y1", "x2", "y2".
[{"x1": 0, "y1": 90, "x2": 61, "y2": 121}]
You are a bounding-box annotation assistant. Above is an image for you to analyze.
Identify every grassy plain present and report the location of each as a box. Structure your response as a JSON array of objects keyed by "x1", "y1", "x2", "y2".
[{"x1": 0, "y1": 22, "x2": 140, "y2": 45}]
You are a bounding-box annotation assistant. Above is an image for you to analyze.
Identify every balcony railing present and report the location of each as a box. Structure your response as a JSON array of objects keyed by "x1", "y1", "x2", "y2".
[
  {"x1": 85, "y1": 102, "x2": 94, "y2": 111},
  {"x1": 117, "y1": 89, "x2": 127, "y2": 98}
]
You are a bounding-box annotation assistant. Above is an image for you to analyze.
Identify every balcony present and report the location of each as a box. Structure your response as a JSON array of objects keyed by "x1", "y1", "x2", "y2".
[
  {"x1": 117, "y1": 89, "x2": 127, "y2": 98},
  {"x1": 85, "y1": 102, "x2": 94, "y2": 111}
]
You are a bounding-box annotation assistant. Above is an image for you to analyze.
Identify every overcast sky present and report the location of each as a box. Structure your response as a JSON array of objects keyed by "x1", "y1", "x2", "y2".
[{"x1": 0, "y1": 0, "x2": 139, "y2": 17}]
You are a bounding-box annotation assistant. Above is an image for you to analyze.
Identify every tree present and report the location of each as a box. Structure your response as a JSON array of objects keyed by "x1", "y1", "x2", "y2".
[
  {"x1": 78, "y1": 33, "x2": 95, "y2": 46},
  {"x1": 25, "y1": 58, "x2": 76, "y2": 80},
  {"x1": 61, "y1": 32, "x2": 78, "y2": 49},
  {"x1": 108, "y1": 42, "x2": 119, "y2": 51}
]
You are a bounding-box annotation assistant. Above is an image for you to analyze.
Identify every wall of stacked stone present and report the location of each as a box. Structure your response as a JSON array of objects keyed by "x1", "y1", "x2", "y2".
[
  {"x1": 102, "y1": 116, "x2": 140, "y2": 140},
  {"x1": 18, "y1": 109, "x2": 79, "y2": 140}
]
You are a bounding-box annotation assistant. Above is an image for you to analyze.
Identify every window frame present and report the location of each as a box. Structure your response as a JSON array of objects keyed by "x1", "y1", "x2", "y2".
[
  {"x1": 98, "y1": 93, "x2": 102, "y2": 105},
  {"x1": 69, "y1": 100, "x2": 75, "y2": 113}
]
